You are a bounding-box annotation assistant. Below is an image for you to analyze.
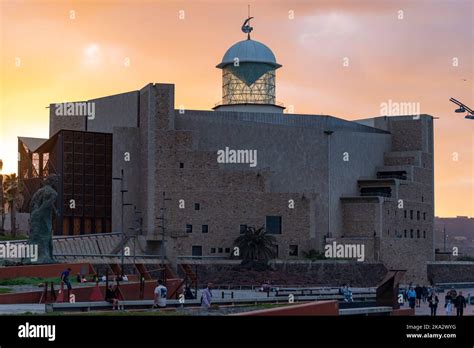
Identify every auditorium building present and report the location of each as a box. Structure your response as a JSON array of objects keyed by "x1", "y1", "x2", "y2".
[{"x1": 17, "y1": 20, "x2": 435, "y2": 282}]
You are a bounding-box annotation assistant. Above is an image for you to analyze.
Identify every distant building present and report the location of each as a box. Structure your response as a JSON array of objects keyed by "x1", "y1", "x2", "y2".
[
  {"x1": 435, "y1": 216, "x2": 474, "y2": 256},
  {"x1": 18, "y1": 19, "x2": 435, "y2": 282}
]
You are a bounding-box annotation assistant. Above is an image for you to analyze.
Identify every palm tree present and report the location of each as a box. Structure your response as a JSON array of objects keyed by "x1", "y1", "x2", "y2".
[
  {"x1": 234, "y1": 226, "x2": 276, "y2": 263},
  {"x1": 3, "y1": 173, "x2": 23, "y2": 238}
]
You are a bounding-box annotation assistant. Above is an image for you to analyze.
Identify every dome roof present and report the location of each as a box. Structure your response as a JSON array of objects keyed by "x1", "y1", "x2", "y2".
[{"x1": 217, "y1": 39, "x2": 281, "y2": 69}]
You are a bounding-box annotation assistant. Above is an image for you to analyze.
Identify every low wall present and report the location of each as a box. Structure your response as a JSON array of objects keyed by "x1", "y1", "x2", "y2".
[
  {"x1": 427, "y1": 261, "x2": 474, "y2": 284},
  {"x1": 178, "y1": 261, "x2": 388, "y2": 287},
  {"x1": 392, "y1": 308, "x2": 415, "y2": 316},
  {"x1": 0, "y1": 263, "x2": 93, "y2": 280},
  {"x1": 0, "y1": 278, "x2": 183, "y2": 304},
  {"x1": 233, "y1": 300, "x2": 339, "y2": 316}
]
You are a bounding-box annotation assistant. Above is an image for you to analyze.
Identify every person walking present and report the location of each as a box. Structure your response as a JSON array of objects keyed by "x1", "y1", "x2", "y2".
[
  {"x1": 201, "y1": 283, "x2": 213, "y2": 309},
  {"x1": 428, "y1": 291, "x2": 439, "y2": 316},
  {"x1": 153, "y1": 279, "x2": 168, "y2": 309},
  {"x1": 60, "y1": 267, "x2": 73, "y2": 293},
  {"x1": 407, "y1": 287, "x2": 417, "y2": 309},
  {"x1": 415, "y1": 285, "x2": 422, "y2": 308},
  {"x1": 422, "y1": 286, "x2": 428, "y2": 303},
  {"x1": 445, "y1": 293, "x2": 453, "y2": 316},
  {"x1": 455, "y1": 291, "x2": 467, "y2": 317}
]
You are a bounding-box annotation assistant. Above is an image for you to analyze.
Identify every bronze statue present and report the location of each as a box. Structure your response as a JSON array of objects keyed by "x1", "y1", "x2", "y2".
[{"x1": 28, "y1": 175, "x2": 59, "y2": 264}]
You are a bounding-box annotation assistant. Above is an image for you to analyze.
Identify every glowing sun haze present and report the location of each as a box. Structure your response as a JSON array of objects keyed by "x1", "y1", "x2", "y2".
[{"x1": 0, "y1": 0, "x2": 472, "y2": 217}]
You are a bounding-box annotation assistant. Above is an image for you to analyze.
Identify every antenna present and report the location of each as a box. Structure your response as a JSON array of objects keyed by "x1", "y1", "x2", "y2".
[{"x1": 241, "y1": 5, "x2": 253, "y2": 40}]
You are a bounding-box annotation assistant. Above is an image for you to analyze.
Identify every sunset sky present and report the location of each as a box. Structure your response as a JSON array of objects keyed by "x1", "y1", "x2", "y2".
[{"x1": 0, "y1": 0, "x2": 472, "y2": 217}]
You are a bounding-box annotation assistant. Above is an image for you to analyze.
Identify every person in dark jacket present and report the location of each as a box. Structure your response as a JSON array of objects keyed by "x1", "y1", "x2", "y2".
[
  {"x1": 105, "y1": 284, "x2": 120, "y2": 310},
  {"x1": 455, "y1": 291, "x2": 467, "y2": 317},
  {"x1": 415, "y1": 285, "x2": 423, "y2": 307},
  {"x1": 428, "y1": 291, "x2": 439, "y2": 316},
  {"x1": 422, "y1": 286, "x2": 428, "y2": 303}
]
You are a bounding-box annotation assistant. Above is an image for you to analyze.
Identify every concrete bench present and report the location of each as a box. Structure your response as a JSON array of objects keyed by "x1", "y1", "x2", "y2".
[
  {"x1": 45, "y1": 299, "x2": 202, "y2": 312},
  {"x1": 339, "y1": 306, "x2": 392, "y2": 316}
]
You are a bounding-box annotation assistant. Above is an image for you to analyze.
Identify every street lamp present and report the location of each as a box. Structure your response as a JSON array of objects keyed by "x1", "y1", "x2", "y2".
[
  {"x1": 449, "y1": 98, "x2": 474, "y2": 120},
  {"x1": 156, "y1": 192, "x2": 171, "y2": 280},
  {"x1": 112, "y1": 169, "x2": 132, "y2": 276},
  {"x1": 128, "y1": 206, "x2": 142, "y2": 267}
]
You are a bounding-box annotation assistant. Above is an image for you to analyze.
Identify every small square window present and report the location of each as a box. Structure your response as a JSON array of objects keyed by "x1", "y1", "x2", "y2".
[
  {"x1": 179, "y1": 162, "x2": 184, "y2": 168},
  {"x1": 202, "y1": 225, "x2": 208, "y2": 233},
  {"x1": 240, "y1": 224, "x2": 247, "y2": 234},
  {"x1": 266, "y1": 216, "x2": 282, "y2": 234},
  {"x1": 186, "y1": 224, "x2": 192, "y2": 233},
  {"x1": 218, "y1": 248, "x2": 223, "y2": 253},
  {"x1": 289, "y1": 245, "x2": 298, "y2": 256},
  {"x1": 210, "y1": 248, "x2": 216, "y2": 254},
  {"x1": 225, "y1": 248, "x2": 230, "y2": 253},
  {"x1": 195, "y1": 203, "x2": 200, "y2": 211}
]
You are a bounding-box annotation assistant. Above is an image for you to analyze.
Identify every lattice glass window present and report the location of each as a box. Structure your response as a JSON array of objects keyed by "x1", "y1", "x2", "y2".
[{"x1": 222, "y1": 64, "x2": 276, "y2": 105}]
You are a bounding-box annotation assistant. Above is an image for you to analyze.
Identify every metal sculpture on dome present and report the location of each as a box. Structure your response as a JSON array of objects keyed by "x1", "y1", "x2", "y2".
[
  {"x1": 241, "y1": 17, "x2": 254, "y2": 39},
  {"x1": 214, "y1": 13, "x2": 284, "y2": 113}
]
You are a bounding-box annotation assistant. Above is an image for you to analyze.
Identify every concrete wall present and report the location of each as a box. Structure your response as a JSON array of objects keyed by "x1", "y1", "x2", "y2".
[
  {"x1": 111, "y1": 127, "x2": 141, "y2": 232},
  {"x1": 427, "y1": 262, "x2": 474, "y2": 284},
  {"x1": 178, "y1": 261, "x2": 388, "y2": 287},
  {"x1": 175, "y1": 110, "x2": 391, "y2": 249},
  {"x1": 49, "y1": 108, "x2": 86, "y2": 136},
  {"x1": 330, "y1": 131, "x2": 390, "y2": 237},
  {"x1": 164, "y1": 191, "x2": 316, "y2": 259},
  {"x1": 87, "y1": 91, "x2": 139, "y2": 132},
  {"x1": 2, "y1": 213, "x2": 30, "y2": 234},
  {"x1": 49, "y1": 91, "x2": 139, "y2": 137}
]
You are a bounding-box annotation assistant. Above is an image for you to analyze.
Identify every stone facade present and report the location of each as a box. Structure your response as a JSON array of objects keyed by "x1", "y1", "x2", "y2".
[{"x1": 45, "y1": 83, "x2": 435, "y2": 284}]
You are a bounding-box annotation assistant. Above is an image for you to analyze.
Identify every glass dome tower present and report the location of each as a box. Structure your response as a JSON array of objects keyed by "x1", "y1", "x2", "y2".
[{"x1": 214, "y1": 17, "x2": 284, "y2": 113}]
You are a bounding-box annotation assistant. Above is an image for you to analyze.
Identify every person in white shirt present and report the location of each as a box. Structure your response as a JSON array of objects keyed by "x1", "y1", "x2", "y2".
[{"x1": 153, "y1": 279, "x2": 167, "y2": 309}]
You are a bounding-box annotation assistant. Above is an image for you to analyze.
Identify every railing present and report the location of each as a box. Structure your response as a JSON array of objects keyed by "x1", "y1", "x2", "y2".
[
  {"x1": 360, "y1": 191, "x2": 391, "y2": 198},
  {"x1": 54, "y1": 253, "x2": 165, "y2": 258},
  {"x1": 376, "y1": 172, "x2": 407, "y2": 180},
  {"x1": 177, "y1": 256, "x2": 232, "y2": 260},
  {"x1": 213, "y1": 100, "x2": 285, "y2": 108}
]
